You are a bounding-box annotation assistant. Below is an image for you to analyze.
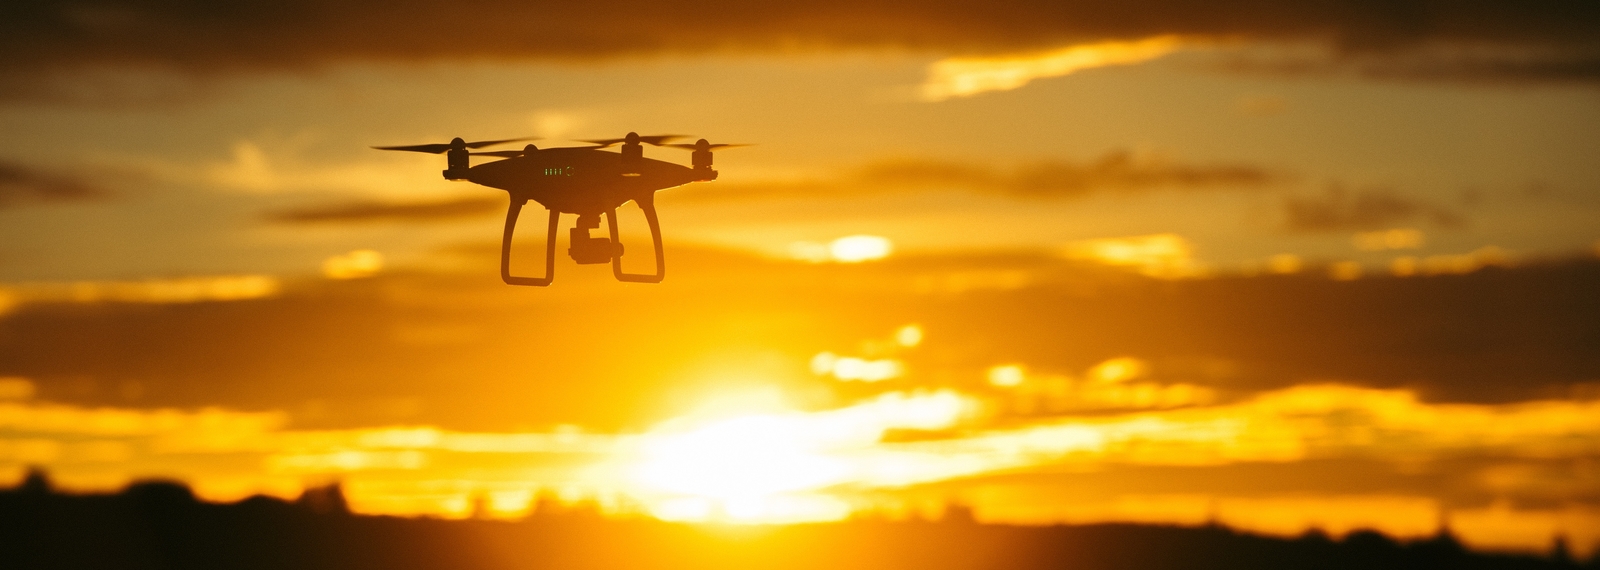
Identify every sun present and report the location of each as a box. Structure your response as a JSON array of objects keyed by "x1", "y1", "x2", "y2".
[{"x1": 627, "y1": 390, "x2": 969, "y2": 523}]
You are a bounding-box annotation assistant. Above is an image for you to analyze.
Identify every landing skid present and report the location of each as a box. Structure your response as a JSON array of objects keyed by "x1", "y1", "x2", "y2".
[{"x1": 500, "y1": 195, "x2": 665, "y2": 286}]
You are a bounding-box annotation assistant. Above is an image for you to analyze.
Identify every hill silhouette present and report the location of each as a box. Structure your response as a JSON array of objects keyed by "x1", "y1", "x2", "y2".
[{"x1": 1, "y1": 470, "x2": 1591, "y2": 570}]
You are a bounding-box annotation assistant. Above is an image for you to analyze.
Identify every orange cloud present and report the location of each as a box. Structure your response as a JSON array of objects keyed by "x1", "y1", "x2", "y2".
[
  {"x1": 920, "y1": 36, "x2": 1184, "y2": 100},
  {"x1": 1061, "y1": 234, "x2": 1203, "y2": 279},
  {"x1": 4, "y1": 0, "x2": 1596, "y2": 88},
  {"x1": 0, "y1": 275, "x2": 280, "y2": 308},
  {"x1": 686, "y1": 153, "x2": 1275, "y2": 203}
]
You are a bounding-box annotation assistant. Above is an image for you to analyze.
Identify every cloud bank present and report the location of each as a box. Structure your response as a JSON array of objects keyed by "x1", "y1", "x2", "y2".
[
  {"x1": 676, "y1": 152, "x2": 1276, "y2": 202},
  {"x1": 1, "y1": 0, "x2": 1596, "y2": 80},
  {"x1": 266, "y1": 197, "x2": 502, "y2": 224},
  {"x1": 0, "y1": 161, "x2": 108, "y2": 209},
  {"x1": 1283, "y1": 185, "x2": 1464, "y2": 232}
]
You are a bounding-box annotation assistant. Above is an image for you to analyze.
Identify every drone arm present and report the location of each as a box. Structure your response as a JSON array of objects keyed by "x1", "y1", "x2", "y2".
[
  {"x1": 501, "y1": 196, "x2": 559, "y2": 287},
  {"x1": 606, "y1": 195, "x2": 666, "y2": 283}
]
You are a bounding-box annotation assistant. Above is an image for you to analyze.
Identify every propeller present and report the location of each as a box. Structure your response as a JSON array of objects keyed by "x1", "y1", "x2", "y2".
[
  {"x1": 471, "y1": 143, "x2": 545, "y2": 159},
  {"x1": 578, "y1": 132, "x2": 687, "y2": 148},
  {"x1": 372, "y1": 137, "x2": 539, "y2": 154},
  {"x1": 665, "y1": 139, "x2": 753, "y2": 152},
  {"x1": 470, "y1": 150, "x2": 528, "y2": 158},
  {"x1": 471, "y1": 143, "x2": 610, "y2": 159}
]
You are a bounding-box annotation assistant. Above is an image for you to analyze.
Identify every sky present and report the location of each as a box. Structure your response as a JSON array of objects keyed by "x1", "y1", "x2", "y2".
[{"x1": 2, "y1": 0, "x2": 1600, "y2": 560}]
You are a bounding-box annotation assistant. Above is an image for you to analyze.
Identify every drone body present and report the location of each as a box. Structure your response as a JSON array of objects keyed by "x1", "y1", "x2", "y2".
[
  {"x1": 375, "y1": 133, "x2": 742, "y2": 286},
  {"x1": 465, "y1": 145, "x2": 708, "y2": 217}
]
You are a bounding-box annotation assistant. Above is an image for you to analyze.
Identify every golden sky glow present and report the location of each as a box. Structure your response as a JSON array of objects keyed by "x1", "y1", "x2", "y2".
[
  {"x1": 5, "y1": 367, "x2": 1600, "y2": 554},
  {"x1": 0, "y1": 275, "x2": 280, "y2": 312},
  {"x1": 2, "y1": 1, "x2": 1599, "y2": 563}
]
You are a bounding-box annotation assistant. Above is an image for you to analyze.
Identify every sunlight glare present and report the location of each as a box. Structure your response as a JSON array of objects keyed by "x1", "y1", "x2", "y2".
[
  {"x1": 988, "y1": 365, "x2": 1025, "y2": 387},
  {"x1": 1063, "y1": 234, "x2": 1199, "y2": 278},
  {"x1": 1088, "y1": 357, "x2": 1147, "y2": 384},
  {"x1": 812, "y1": 352, "x2": 904, "y2": 382},
  {"x1": 631, "y1": 390, "x2": 970, "y2": 522},
  {"x1": 790, "y1": 236, "x2": 894, "y2": 263},
  {"x1": 895, "y1": 325, "x2": 924, "y2": 347},
  {"x1": 322, "y1": 249, "x2": 384, "y2": 279},
  {"x1": 829, "y1": 235, "x2": 893, "y2": 263}
]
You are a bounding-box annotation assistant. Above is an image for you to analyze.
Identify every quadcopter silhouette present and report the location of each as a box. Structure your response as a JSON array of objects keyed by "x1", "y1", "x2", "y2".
[{"x1": 374, "y1": 133, "x2": 744, "y2": 286}]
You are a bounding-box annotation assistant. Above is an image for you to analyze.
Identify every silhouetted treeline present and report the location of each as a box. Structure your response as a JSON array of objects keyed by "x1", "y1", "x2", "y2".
[{"x1": 1, "y1": 472, "x2": 1592, "y2": 570}]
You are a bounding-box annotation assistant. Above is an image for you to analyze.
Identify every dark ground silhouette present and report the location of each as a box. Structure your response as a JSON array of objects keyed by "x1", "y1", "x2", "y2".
[{"x1": 1, "y1": 471, "x2": 1591, "y2": 570}]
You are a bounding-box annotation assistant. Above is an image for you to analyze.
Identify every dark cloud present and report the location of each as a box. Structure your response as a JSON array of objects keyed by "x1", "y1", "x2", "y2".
[
  {"x1": 1283, "y1": 185, "x2": 1463, "y2": 232},
  {"x1": 1359, "y1": 52, "x2": 1600, "y2": 83},
  {"x1": 0, "y1": 160, "x2": 108, "y2": 208},
  {"x1": 0, "y1": 67, "x2": 219, "y2": 107},
  {"x1": 0, "y1": 0, "x2": 1596, "y2": 79},
  {"x1": 265, "y1": 196, "x2": 502, "y2": 224},
  {"x1": 1217, "y1": 46, "x2": 1600, "y2": 84},
  {"x1": 673, "y1": 152, "x2": 1276, "y2": 202},
  {"x1": 860, "y1": 153, "x2": 1275, "y2": 196}
]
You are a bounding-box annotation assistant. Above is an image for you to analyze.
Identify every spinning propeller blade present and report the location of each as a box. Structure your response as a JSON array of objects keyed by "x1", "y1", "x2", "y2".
[
  {"x1": 470, "y1": 142, "x2": 611, "y2": 159},
  {"x1": 665, "y1": 142, "x2": 753, "y2": 151},
  {"x1": 578, "y1": 134, "x2": 687, "y2": 148},
  {"x1": 372, "y1": 137, "x2": 539, "y2": 154},
  {"x1": 372, "y1": 142, "x2": 452, "y2": 154},
  {"x1": 470, "y1": 150, "x2": 529, "y2": 158},
  {"x1": 463, "y1": 137, "x2": 539, "y2": 149}
]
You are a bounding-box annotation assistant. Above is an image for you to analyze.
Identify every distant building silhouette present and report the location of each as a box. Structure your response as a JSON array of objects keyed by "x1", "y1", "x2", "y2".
[
  {"x1": 0, "y1": 470, "x2": 1591, "y2": 570},
  {"x1": 295, "y1": 481, "x2": 350, "y2": 515}
]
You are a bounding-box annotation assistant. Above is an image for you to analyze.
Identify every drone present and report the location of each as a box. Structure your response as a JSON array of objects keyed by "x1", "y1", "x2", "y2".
[{"x1": 374, "y1": 133, "x2": 744, "y2": 286}]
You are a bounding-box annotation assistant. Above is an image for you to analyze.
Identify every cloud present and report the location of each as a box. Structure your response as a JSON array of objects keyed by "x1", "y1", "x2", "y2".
[
  {"x1": 1391, "y1": 246, "x2": 1515, "y2": 277},
  {"x1": 1283, "y1": 185, "x2": 1464, "y2": 232},
  {"x1": 1218, "y1": 44, "x2": 1600, "y2": 85},
  {"x1": 201, "y1": 141, "x2": 456, "y2": 196},
  {"x1": 675, "y1": 151, "x2": 1276, "y2": 202},
  {"x1": 1360, "y1": 51, "x2": 1600, "y2": 84},
  {"x1": 1060, "y1": 234, "x2": 1204, "y2": 279},
  {"x1": 115, "y1": 139, "x2": 465, "y2": 203},
  {"x1": 0, "y1": 161, "x2": 108, "y2": 208},
  {"x1": 0, "y1": 0, "x2": 1596, "y2": 83},
  {"x1": 266, "y1": 197, "x2": 502, "y2": 224},
  {"x1": 1, "y1": 275, "x2": 281, "y2": 309},
  {"x1": 322, "y1": 250, "x2": 385, "y2": 280},
  {"x1": 920, "y1": 36, "x2": 1183, "y2": 100},
  {"x1": 1352, "y1": 228, "x2": 1424, "y2": 251}
]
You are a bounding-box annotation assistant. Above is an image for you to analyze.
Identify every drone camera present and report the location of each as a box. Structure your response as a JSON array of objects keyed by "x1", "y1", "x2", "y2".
[
  {"x1": 569, "y1": 231, "x2": 621, "y2": 264},
  {"x1": 568, "y1": 214, "x2": 623, "y2": 264}
]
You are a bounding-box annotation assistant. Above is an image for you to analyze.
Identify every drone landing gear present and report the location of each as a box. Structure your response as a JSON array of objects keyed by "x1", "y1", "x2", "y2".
[
  {"x1": 499, "y1": 195, "x2": 666, "y2": 286},
  {"x1": 501, "y1": 198, "x2": 558, "y2": 286},
  {"x1": 607, "y1": 195, "x2": 666, "y2": 284}
]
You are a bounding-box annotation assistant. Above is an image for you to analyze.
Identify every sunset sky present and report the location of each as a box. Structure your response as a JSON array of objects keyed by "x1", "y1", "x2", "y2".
[{"x1": 2, "y1": 0, "x2": 1599, "y2": 560}]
